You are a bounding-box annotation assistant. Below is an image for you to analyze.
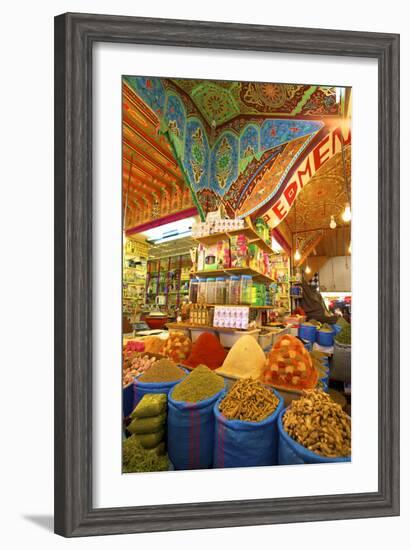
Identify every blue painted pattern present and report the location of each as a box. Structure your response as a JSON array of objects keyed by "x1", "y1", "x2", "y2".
[{"x1": 260, "y1": 119, "x2": 322, "y2": 151}]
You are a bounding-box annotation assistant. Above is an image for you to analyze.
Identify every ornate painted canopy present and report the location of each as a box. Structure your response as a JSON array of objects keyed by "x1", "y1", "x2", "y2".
[{"x1": 122, "y1": 76, "x2": 349, "y2": 232}]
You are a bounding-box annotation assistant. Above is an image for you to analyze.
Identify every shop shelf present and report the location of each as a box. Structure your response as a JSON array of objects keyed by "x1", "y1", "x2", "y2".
[
  {"x1": 193, "y1": 225, "x2": 277, "y2": 255},
  {"x1": 193, "y1": 267, "x2": 274, "y2": 284}
]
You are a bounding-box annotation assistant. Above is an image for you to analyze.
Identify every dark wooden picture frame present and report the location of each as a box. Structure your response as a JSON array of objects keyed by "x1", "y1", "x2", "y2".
[{"x1": 54, "y1": 12, "x2": 400, "y2": 537}]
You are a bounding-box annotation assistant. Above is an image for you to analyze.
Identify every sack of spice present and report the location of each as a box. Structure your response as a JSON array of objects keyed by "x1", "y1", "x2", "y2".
[
  {"x1": 128, "y1": 413, "x2": 167, "y2": 435},
  {"x1": 133, "y1": 359, "x2": 187, "y2": 407},
  {"x1": 130, "y1": 393, "x2": 167, "y2": 419},
  {"x1": 278, "y1": 390, "x2": 351, "y2": 464},
  {"x1": 183, "y1": 332, "x2": 227, "y2": 370},
  {"x1": 134, "y1": 429, "x2": 165, "y2": 450},
  {"x1": 214, "y1": 379, "x2": 284, "y2": 468},
  {"x1": 122, "y1": 435, "x2": 169, "y2": 472},
  {"x1": 167, "y1": 366, "x2": 225, "y2": 469}
]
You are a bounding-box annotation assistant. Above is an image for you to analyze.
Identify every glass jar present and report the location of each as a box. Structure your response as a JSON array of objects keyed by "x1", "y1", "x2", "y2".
[
  {"x1": 205, "y1": 278, "x2": 216, "y2": 304},
  {"x1": 228, "y1": 275, "x2": 241, "y2": 305},
  {"x1": 197, "y1": 278, "x2": 207, "y2": 304},
  {"x1": 215, "y1": 277, "x2": 227, "y2": 304},
  {"x1": 189, "y1": 278, "x2": 199, "y2": 303},
  {"x1": 240, "y1": 275, "x2": 253, "y2": 304}
]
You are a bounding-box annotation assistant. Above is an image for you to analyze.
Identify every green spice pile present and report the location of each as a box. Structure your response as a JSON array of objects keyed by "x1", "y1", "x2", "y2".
[
  {"x1": 219, "y1": 379, "x2": 279, "y2": 422},
  {"x1": 122, "y1": 435, "x2": 168, "y2": 473},
  {"x1": 335, "y1": 323, "x2": 351, "y2": 345},
  {"x1": 138, "y1": 359, "x2": 185, "y2": 383},
  {"x1": 283, "y1": 390, "x2": 351, "y2": 458},
  {"x1": 172, "y1": 365, "x2": 224, "y2": 403},
  {"x1": 127, "y1": 394, "x2": 167, "y2": 452}
]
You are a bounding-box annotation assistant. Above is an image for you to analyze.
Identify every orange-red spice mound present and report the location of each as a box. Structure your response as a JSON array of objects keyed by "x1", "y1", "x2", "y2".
[{"x1": 184, "y1": 332, "x2": 227, "y2": 370}]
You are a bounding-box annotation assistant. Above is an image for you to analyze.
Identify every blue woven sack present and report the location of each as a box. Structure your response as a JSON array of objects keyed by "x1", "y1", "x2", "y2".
[
  {"x1": 213, "y1": 389, "x2": 284, "y2": 468},
  {"x1": 167, "y1": 387, "x2": 225, "y2": 470},
  {"x1": 123, "y1": 383, "x2": 134, "y2": 418},
  {"x1": 277, "y1": 408, "x2": 351, "y2": 464}
]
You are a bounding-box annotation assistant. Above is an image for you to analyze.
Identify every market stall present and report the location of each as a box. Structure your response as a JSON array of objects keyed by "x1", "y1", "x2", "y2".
[{"x1": 121, "y1": 76, "x2": 352, "y2": 473}]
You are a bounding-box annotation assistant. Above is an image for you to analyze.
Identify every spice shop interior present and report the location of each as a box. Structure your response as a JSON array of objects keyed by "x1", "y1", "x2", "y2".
[{"x1": 122, "y1": 77, "x2": 352, "y2": 473}]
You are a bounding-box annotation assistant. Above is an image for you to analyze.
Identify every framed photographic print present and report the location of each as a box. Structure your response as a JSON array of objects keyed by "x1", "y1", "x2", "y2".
[{"x1": 54, "y1": 13, "x2": 400, "y2": 537}]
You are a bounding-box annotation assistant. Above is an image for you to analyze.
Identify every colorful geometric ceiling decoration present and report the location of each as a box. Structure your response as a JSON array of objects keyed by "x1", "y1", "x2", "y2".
[
  {"x1": 122, "y1": 81, "x2": 195, "y2": 230},
  {"x1": 124, "y1": 76, "x2": 324, "y2": 219},
  {"x1": 169, "y1": 79, "x2": 341, "y2": 129}
]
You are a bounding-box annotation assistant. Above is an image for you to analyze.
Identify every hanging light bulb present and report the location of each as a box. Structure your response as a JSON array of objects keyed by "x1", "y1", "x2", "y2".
[
  {"x1": 305, "y1": 264, "x2": 311, "y2": 274},
  {"x1": 329, "y1": 215, "x2": 337, "y2": 229},
  {"x1": 294, "y1": 248, "x2": 301, "y2": 261},
  {"x1": 342, "y1": 203, "x2": 352, "y2": 223}
]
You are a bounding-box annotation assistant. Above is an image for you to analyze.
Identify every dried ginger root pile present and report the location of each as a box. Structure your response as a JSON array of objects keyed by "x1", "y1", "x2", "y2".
[{"x1": 283, "y1": 390, "x2": 351, "y2": 457}]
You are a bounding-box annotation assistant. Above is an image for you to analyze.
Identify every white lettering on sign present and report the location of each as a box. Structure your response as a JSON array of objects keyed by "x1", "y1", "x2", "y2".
[{"x1": 262, "y1": 126, "x2": 351, "y2": 229}]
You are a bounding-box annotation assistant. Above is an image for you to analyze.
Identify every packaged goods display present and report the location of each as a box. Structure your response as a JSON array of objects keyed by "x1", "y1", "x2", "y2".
[
  {"x1": 189, "y1": 304, "x2": 214, "y2": 325},
  {"x1": 138, "y1": 359, "x2": 185, "y2": 383},
  {"x1": 162, "y1": 331, "x2": 192, "y2": 362},
  {"x1": 230, "y1": 234, "x2": 249, "y2": 268},
  {"x1": 282, "y1": 390, "x2": 351, "y2": 458},
  {"x1": 172, "y1": 365, "x2": 225, "y2": 402},
  {"x1": 213, "y1": 306, "x2": 249, "y2": 329},
  {"x1": 183, "y1": 332, "x2": 227, "y2": 370},
  {"x1": 262, "y1": 334, "x2": 317, "y2": 390},
  {"x1": 216, "y1": 335, "x2": 266, "y2": 379},
  {"x1": 219, "y1": 379, "x2": 280, "y2": 422},
  {"x1": 122, "y1": 436, "x2": 168, "y2": 472},
  {"x1": 240, "y1": 275, "x2": 253, "y2": 304}
]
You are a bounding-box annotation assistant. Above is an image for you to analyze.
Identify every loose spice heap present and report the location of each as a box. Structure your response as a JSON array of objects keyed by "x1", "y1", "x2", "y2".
[
  {"x1": 184, "y1": 332, "x2": 227, "y2": 370},
  {"x1": 282, "y1": 390, "x2": 351, "y2": 458},
  {"x1": 219, "y1": 379, "x2": 279, "y2": 422},
  {"x1": 138, "y1": 359, "x2": 185, "y2": 383},
  {"x1": 261, "y1": 334, "x2": 316, "y2": 390},
  {"x1": 215, "y1": 335, "x2": 266, "y2": 379},
  {"x1": 123, "y1": 354, "x2": 157, "y2": 387},
  {"x1": 163, "y1": 331, "x2": 192, "y2": 363},
  {"x1": 122, "y1": 436, "x2": 168, "y2": 473},
  {"x1": 172, "y1": 365, "x2": 224, "y2": 403},
  {"x1": 143, "y1": 336, "x2": 165, "y2": 354}
]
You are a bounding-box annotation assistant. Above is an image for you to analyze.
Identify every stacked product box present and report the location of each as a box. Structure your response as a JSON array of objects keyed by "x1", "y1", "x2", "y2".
[{"x1": 213, "y1": 306, "x2": 250, "y2": 330}]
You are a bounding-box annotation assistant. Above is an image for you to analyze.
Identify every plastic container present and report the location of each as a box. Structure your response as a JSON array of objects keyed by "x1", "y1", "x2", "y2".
[
  {"x1": 197, "y1": 278, "x2": 207, "y2": 303},
  {"x1": 205, "y1": 278, "x2": 216, "y2": 304},
  {"x1": 213, "y1": 390, "x2": 284, "y2": 468},
  {"x1": 258, "y1": 331, "x2": 274, "y2": 350},
  {"x1": 189, "y1": 278, "x2": 199, "y2": 304},
  {"x1": 228, "y1": 276, "x2": 241, "y2": 305},
  {"x1": 277, "y1": 408, "x2": 351, "y2": 465},
  {"x1": 215, "y1": 277, "x2": 227, "y2": 305},
  {"x1": 316, "y1": 329, "x2": 334, "y2": 347},
  {"x1": 240, "y1": 275, "x2": 253, "y2": 304},
  {"x1": 298, "y1": 323, "x2": 317, "y2": 343}
]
